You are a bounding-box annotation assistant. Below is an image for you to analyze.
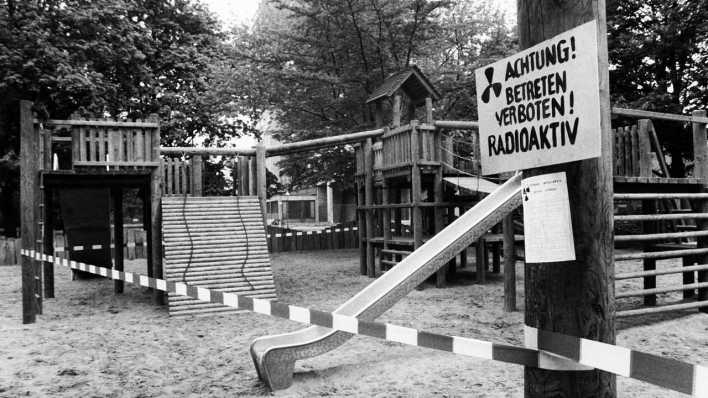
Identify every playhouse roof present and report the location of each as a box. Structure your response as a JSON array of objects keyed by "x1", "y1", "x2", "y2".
[{"x1": 365, "y1": 66, "x2": 441, "y2": 105}]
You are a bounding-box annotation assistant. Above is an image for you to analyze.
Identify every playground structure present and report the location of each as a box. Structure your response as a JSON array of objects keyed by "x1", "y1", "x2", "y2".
[
  {"x1": 17, "y1": 99, "x2": 708, "y2": 393},
  {"x1": 19, "y1": 91, "x2": 708, "y2": 321},
  {"x1": 14, "y1": 1, "x2": 708, "y2": 395}
]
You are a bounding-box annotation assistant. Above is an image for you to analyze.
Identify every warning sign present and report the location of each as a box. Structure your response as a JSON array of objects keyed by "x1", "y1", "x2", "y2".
[{"x1": 475, "y1": 20, "x2": 601, "y2": 175}]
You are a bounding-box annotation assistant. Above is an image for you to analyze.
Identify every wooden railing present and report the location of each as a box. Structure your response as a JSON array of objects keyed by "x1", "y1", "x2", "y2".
[
  {"x1": 381, "y1": 125, "x2": 413, "y2": 169},
  {"x1": 69, "y1": 118, "x2": 161, "y2": 168},
  {"x1": 612, "y1": 123, "x2": 652, "y2": 177}
]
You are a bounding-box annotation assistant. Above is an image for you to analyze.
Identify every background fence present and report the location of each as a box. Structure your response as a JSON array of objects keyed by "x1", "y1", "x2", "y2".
[
  {"x1": 266, "y1": 222, "x2": 359, "y2": 252},
  {"x1": 3, "y1": 222, "x2": 360, "y2": 264}
]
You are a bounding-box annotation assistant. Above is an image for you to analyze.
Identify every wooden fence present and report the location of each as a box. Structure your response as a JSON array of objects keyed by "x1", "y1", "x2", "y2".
[
  {"x1": 266, "y1": 223, "x2": 359, "y2": 252},
  {"x1": 0, "y1": 236, "x2": 21, "y2": 265}
]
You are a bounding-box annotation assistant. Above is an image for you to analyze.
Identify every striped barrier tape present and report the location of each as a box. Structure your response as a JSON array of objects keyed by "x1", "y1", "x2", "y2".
[
  {"x1": 267, "y1": 227, "x2": 358, "y2": 239},
  {"x1": 22, "y1": 249, "x2": 707, "y2": 397},
  {"x1": 53, "y1": 242, "x2": 148, "y2": 253}
]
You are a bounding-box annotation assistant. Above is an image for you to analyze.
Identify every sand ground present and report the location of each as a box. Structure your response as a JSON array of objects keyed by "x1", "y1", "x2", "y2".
[{"x1": 0, "y1": 249, "x2": 706, "y2": 397}]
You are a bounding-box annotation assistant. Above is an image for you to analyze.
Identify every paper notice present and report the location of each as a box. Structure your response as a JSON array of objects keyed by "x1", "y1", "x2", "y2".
[{"x1": 522, "y1": 172, "x2": 575, "y2": 263}]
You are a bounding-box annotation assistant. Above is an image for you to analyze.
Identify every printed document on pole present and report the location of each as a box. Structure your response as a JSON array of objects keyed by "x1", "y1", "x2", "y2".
[
  {"x1": 522, "y1": 172, "x2": 575, "y2": 263},
  {"x1": 475, "y1": 21, "x2": 601, "y2": 175}
]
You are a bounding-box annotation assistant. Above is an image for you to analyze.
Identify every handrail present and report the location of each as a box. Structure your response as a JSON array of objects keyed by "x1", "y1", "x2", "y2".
[
  {"x1": 160, "y1": 147, "x2": 257, "y2": 156},
  {"x1": 266, "y1": 128, "x2": 384, "y2": 157},
  {"x1": 611, "y1": 107, "x2": 708, "y2": 124}
]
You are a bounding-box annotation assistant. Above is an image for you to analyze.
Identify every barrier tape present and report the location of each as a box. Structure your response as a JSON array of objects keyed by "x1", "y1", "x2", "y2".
[
  {"x1": 53, "y1": 242, "x2": 148, "y2": 253},
  {"x1": 267, "y1": 227, "x2": 358, "y2": 239},
  {"x1": 22, "y1": 249, "x2": 707, "y2": 397}
]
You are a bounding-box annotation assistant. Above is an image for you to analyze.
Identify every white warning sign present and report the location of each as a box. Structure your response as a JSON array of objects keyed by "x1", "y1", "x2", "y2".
[
  {"x1": 475, "y1": 20, "x2": 601, "y2": 175},
  {"x1": 521, "y1": 172, "x2": 575, "y2": 263}
]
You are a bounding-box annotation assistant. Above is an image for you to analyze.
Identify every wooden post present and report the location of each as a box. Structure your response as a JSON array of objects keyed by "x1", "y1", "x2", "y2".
[
  {"x1": 410, "y1": 122, "x2": 424, "y2": 259},
  {"x1": 434, "y1": 125, "x2": 447, "y2": 287},
  {"x1": 43, "y1": 188, "x2": 54, "y2": 298},
  {"x1": 113, "y1": 188, "x2": 124, "y2": 294},
  {"x1": 256, "y1": 143, "x2": 268, "y2": 223},
  {"x1": 519, "y1": 2, "x2": 616, "y2": 397},
  {"x1": 693, "y1": 110, "x2": 708, "y2": 311},
  {"x1": 503, "y1": 214, "x2": 516, "y2": 311},
  {"x1": 475, "y1": 236, "x2": 486, "y2": 284},
  {"x1": 382, "y1": 182, "x2": 391, "y2": 270},
  {"x1": 392, "y1": 95, "x2": 401, "y2": 128},
  {"x1": 364, "y1": 138, "x2": 375, "y2": 277},
  {"x1": 148, "y1": 115, "x2": 163, "y2": 305},
  {"x1": 682, "y1": 256, "x2": 695, "y2": 299},
  {"x1": 191, "y1": 155, "x2": 203, "y2": 196},
  {"x1": 425, "y1": 97, "x2": 433, "y2": 124},
  {"x1": 20, "y1": 100, "x2": 39, "y2": 323}
]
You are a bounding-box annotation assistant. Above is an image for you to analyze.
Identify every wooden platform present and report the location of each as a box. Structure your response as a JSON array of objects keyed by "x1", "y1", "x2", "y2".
[{"x1": 162, "y1": 196, "x2": 277, "y2": 317}]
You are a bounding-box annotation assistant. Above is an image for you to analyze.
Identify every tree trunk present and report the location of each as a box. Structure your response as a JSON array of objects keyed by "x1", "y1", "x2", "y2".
[{"x1": 518, "y1": 1, "x2": 616, "y2": 397}]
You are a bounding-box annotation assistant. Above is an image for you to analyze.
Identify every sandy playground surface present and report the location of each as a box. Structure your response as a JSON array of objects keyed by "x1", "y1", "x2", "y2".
[{"x1": 0, "y1": 249, "x2": 706, "y2": 397}]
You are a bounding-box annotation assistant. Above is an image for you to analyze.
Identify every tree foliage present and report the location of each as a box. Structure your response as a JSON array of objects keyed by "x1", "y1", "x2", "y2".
[
  {"x1": 0, "y1": 0, "x2": 244, "y2": 234},
  {"x1": 229, "y1": 0, "x2": 515, "y2": 190},
  {"x1": 607, "y1": 0, "x2": 708, "y2": 176}
]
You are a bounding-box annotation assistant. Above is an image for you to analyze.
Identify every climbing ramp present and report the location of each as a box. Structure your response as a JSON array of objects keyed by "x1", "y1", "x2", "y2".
[{"x1": 162, "y1": 196, "x2": 277, "y2": 317}]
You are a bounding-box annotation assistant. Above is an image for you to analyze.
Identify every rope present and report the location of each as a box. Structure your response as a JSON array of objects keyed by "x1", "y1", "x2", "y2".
[
  {"x1": 234, "y1": 193, "x2": 255, "y2": 291},
  {"x1": 180, "y1": 152, "x2": 194, "y2": 284}
]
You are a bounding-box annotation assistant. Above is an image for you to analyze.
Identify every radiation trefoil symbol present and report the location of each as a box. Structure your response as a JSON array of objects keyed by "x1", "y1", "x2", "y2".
[{"x1": 481, "y1": 67, "x2": 502, "y2": 104}]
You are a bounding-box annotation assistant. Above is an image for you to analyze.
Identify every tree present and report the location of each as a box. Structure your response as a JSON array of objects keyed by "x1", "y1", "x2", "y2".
[
  {"x1": 607, "y1": 0, "x2": 708, "y2": 176},
  {"x1": 0, "y1": 0, "x2": 243, "y2": 234},
  {"x1": 230, "y1": 0, "x2": 515, "y2": 191}
]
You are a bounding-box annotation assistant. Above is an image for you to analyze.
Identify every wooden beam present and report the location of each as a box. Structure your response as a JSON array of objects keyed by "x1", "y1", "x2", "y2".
[
  {"x1": 148, "y1": 115, "x2": 164, "y2": 305},
  {"x1": 113, "y1": 188, "x2": 124, "y2": 294},
  {"x1": 256, "y1": 143, "x2": 267, "y2": 224},
  {"x1": 518, "y1": 2, "x2": 616, "y2": 397},
  {"x1": 43, "y1": 188, "x2": 54, "y2": 298},
  {"x1": 191, "y1": 155, "x2": 203, "y2": 196},
  {"x1": 612, "y1": 107, "x2": 708, "y2": 124},
  {"x1": 364, "y1": 138, "x2": 375, "y2": 277},
  {"x1": 503, "y1": 214, "x2": 516, "y2": 311},
  {"x1": 20, "y1": 100, "x2": 39, "y2": 324},
  {"x1": 160, "y1": 147, "x2": 256, "y2": 156},
  {"x1": 265, "y1": 128, "x2": 385, "y2": 157}
]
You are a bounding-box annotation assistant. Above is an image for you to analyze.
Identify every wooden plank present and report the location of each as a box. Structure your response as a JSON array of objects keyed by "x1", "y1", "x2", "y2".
[
  {"x1": 637, "y1": 121, "x2": 652, "y2": 177},
  {"x1": 35, "y1": 118, "x2": 159, "y2": 128},
  {"x1": 616, "y1": 300, "x2": 708, "y2": 317},
  {"x1": 630, "y1": 125, "x2": 639, "y2": 176}
]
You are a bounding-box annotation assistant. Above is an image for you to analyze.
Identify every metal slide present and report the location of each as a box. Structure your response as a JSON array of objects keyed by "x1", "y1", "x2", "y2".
[{"x1": 250, "y1": 174, "x2": 523, "y2": 390}]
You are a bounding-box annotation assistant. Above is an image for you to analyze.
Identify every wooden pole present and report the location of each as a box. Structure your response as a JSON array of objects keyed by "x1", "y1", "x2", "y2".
[
  {"x1": 518, "y1": 2, "x2": 616, "y2": 396},
  {"x1": 20, "y1": 100, "x2": 39, "y2": 324},
  {"x1": 256, "y1": 143, "x2": 268, "y2": 224},
  {"x1": 148, "y1": 115, "x2": 164, "y2": 305},
  {"x1": 43, "y1": 188, "x2": 54, "y2": 298},
  {"x1": 503, "y1": 214, "x2": 516, "y2": 311},
  {"x1": 382, "y1": 182, "x2": 391, "y2": 271},
  {"x1": 434, "y1": 128, "x2": 447, "y2": 288},
  {"x1": 358, "y1": 181, "x2": 366, "y2": 275},
  {"x1": 364, "y1": 138, "x2": 375, "y2": 277},
  {"x1": 113, "y1": 188, "x2": 124, "y2": 294},
  {"x1": 410, "y1": 123, "x2": 424, "y2": 261},
  {"x1": 692, "y1": 110, "x2": 708, "y2": 312}
]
